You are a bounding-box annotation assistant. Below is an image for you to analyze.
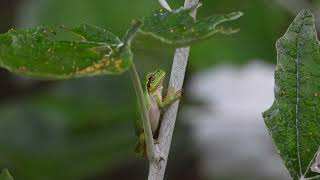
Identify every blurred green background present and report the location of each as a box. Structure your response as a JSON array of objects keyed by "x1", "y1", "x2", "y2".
[{"x1": 0, "y1": 0, "x2": 319, "y2": 179}]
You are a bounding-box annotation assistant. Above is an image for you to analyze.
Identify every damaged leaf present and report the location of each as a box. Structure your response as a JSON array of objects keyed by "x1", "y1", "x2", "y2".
[{"x1": 0, "y1": 24, "x2": 132, "y2": 80}]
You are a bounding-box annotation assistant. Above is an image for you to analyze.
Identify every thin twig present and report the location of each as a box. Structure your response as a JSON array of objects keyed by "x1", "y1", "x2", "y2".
[
  {"x1": 130, "y1": 63, "x2": 157, "y2": 162},
  {"x1": 147, "y1": 0, "x2": 199, "y2": 179}
]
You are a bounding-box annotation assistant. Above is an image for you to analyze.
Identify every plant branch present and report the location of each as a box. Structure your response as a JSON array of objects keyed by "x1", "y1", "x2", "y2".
[
  {"x1": 147, "y1": 0, "x2": 199, "y2": 179},
  {"x1": 129, "y1": 62, "x2": 157, "y2": 162}
]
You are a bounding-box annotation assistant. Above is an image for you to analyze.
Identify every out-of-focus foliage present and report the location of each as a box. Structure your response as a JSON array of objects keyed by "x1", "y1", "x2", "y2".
[
  {"x1": 263, "y1": 10, "x2": 320, "y2": 180},
  {"x1": 0, "y1": 76, "x2": 138, "y2": 180},
  {"x1": 0, "y1": 169, "x2": 13, "y2": 180},
  {"x1": 189, "y1": 0, "x2": 291, "y2": 69}
]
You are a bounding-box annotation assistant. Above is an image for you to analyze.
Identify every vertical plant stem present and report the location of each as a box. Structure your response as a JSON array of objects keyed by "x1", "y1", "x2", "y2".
[
  {"x1": 148, "y1": 0, "x2": 199, "y2": 179},
  {"x1": 129, "y1": 62, "x2": 157, "y2": 162}
]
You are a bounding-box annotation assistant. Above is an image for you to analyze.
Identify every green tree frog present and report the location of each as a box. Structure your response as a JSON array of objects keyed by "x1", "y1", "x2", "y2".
[{"x1": 135, "y1": 69, "x2": 181, "y2": 157}]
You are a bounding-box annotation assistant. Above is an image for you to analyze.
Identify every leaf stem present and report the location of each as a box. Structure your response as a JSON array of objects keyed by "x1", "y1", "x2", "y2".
[
  {"x1": 129, "y1": 62, "x2": 158, "y2": 162},
  {"x1": 123, "y1": 20, "x2": 142, "y2": 47}
]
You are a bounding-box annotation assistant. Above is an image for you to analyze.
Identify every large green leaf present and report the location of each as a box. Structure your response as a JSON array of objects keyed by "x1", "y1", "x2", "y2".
[
  {"x1": 0, "y1": 24, "x2": 132, "y2": 80},
  {"x1": 0, "y1": 169, "x2": 13, "y2": 180},
  {"x1": 140, "y1": 4, "x2": 243, "y2": 46},
  {"x1": 263, "y1": 10, "x2": 320, "y2": 180}
]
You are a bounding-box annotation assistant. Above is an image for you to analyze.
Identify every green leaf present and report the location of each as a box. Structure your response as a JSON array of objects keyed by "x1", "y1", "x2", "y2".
[
  {"x1": 68, "y1": 23, "x2": 121, "y2": 44},
  {"x1": 0, "y1": 24, "x2": 132, "y2": 80},
  {"x1": 0, "y1": 4, "x2": 243, "y2": 80},
  {"x1": 263, "y1": 10, "x2": 320, "y2": 180},
  {"x1": 139, "y1": 5, "x2": 243, "y2": 46},
  {"x1": 0, "y1": 169, "x2": 13, "y2": 180}
]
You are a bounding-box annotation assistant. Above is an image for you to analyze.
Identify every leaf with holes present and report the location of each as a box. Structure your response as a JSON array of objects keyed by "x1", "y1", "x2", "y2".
[
  {"x1": 0, "y1": 23, "x2": 137, "y2": 80},
  {"x1": 263, "y1": 10, "x2": 320, "y2": 180},
  {"x1": 139, "y1": 4, "x2": 243, "y2": 46},
  {"x1": 0, "y1": 169, "x2": 13, "y2": 180}
]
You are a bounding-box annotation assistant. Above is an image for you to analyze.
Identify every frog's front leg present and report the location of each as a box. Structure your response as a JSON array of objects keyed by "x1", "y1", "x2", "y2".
[{"x1": 155, "y1": 89, "x2": 182, "y2": 108}]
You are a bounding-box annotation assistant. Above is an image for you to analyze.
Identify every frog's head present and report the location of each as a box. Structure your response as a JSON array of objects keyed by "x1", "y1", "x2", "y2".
[{"x1": 146, "y1": 69, "x2": 165, "y2": 93}]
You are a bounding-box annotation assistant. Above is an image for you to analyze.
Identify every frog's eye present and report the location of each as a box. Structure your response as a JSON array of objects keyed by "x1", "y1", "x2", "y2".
[{"x1": 148, "y1": 75, "x2": 156, "y2": 82}]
